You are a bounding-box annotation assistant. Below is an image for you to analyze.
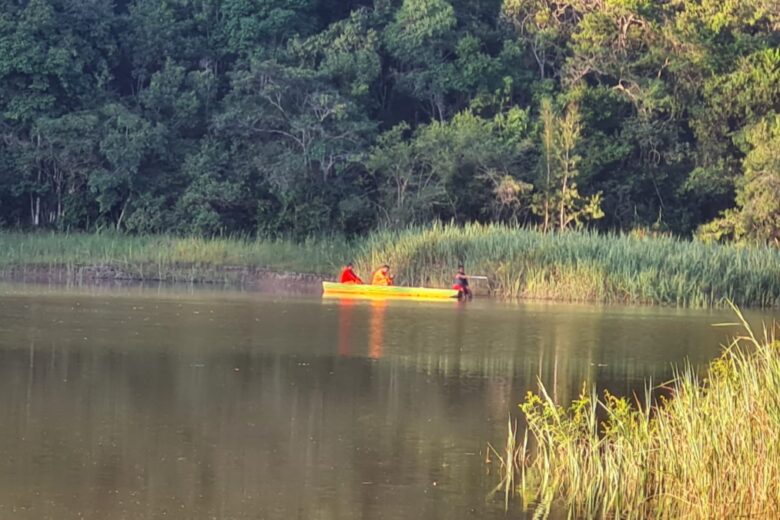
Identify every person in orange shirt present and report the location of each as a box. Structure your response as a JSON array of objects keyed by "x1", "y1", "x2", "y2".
[
  {"x1": 339, "y1": 262, "x2": 363, "y2": 284},
  {"x1": 371, "y1": 264, "x2": 394, "y2": 286}
]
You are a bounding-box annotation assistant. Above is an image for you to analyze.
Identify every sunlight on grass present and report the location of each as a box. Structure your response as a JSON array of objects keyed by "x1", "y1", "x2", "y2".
[
  {"x1": 494, "y1": 306, "x2": 780, "y2": 518},
  {"x1": 0, "y1": 224, "x2": 778, "y2": 307},
  {"x1": 353, "y1": 223, "x2": 780, "y2": 307}
]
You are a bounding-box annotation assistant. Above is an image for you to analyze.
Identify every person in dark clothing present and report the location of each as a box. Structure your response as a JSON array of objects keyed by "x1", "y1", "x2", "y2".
[{"x1": 452, "y1": 265, "x2": 471, "y2": 299}]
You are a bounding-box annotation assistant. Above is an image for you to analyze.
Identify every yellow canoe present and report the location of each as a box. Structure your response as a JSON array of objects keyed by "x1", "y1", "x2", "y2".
[{"x1": 322, "y1": 281, "x2": 460, "y2": 299}]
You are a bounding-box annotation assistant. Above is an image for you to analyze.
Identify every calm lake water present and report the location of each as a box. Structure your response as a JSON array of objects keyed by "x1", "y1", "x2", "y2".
[{"x1": 0, "y1": 282, "x2": 775, "y2": 519}]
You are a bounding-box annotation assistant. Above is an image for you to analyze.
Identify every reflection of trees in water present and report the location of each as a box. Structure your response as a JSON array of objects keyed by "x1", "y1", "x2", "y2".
[
  {"x1": 534, "y1": 315, "x2": 599, "y2": 405},
  {"x1": 0, "y1": 345, "x2": 510, "y2": 519},
  {"x1": 338, "y1": 298, "x2": 356, "y2": 357}
]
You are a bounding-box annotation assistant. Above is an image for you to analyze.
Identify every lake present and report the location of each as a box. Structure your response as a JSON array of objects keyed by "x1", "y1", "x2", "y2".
[{"x1": 0, "y1": 283, "x2": 774, "y2": 519}]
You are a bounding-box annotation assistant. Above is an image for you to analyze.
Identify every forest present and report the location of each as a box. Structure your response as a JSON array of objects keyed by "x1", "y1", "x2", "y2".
[{"x1": 0, "y1": 0, "x2": 778, "y2": 243}]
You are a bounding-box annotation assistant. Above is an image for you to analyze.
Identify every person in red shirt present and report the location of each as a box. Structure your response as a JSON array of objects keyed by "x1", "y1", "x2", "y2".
[{"x1": 339, "y1": 262, "x2": 363, "y2": 284}]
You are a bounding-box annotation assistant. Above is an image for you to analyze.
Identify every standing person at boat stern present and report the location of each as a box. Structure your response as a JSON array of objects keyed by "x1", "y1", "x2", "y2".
[
  {"x1": 372, "y1": 264, "x2": 394, "y2": 286},
  {"x1": 453, "y1": 265, "x2": 472, "y2": 299},
  {"x1": 340, "y1": 262, "x2": 363, "y2": 284}
]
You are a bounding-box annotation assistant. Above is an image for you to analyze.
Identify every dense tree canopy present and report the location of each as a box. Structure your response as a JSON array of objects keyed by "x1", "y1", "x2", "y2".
[{"x1": 0, "y1": 0, "x2": 778, "y2": 242}]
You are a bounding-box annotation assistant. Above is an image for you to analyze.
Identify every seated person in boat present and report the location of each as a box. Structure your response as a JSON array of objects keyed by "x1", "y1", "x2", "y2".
[
  {"x1": 371, "y1": 264, "x2": 394, "y2": 286},
  {"x1": 452, "y1": 265, "x2": 471, "y2": 298},
  {"x1": 339, "y1": 262, "x2": 363, "y2": 284}
]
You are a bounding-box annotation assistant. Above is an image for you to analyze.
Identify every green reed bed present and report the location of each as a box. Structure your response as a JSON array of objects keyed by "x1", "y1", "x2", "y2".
[
  {"x1": 494, "y1": 311, "x2": 780, "y2": 518},
  {"x1": 0, "y1": 231, "x2": 351, "y2": 281},
  {"x1": 1, "y1": 225, "x2": 778, "y2": 306},
  {"x1": 353, "y1": 223, "x2": 780, "y2": 307}
]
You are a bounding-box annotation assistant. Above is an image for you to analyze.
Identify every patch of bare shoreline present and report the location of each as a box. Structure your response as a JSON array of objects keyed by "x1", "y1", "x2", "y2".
[{"x1": 0, "y1": 264, "x2": 326, "y2": 294}]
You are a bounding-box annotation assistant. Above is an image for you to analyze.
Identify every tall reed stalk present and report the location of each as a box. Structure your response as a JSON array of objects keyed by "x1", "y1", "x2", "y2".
[{"x1": 496, "y1": 307, "x2": 780, "y2": 518}]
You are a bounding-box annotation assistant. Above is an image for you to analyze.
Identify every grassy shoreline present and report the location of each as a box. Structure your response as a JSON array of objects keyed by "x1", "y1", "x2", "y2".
[
  {"x1": 495, "y1": 310, "x2": 780, "y2": 518},
  {"x1": 1, "y1": 225, "x2": 779, "y2": 307},
  {"x1": 0, "y1": 232, "x2": 350, "y2": 283},
  {"x1": 353, "y1": 224, "x2": 780, "y2": 308}
]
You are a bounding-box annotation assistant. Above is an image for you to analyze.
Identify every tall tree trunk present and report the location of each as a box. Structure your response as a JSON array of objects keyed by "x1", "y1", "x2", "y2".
[
  {"x1": 559, "y1": 173, "x2": 569, "y2": 230},
  {"x1": 116, "y1": 196, "x2": 131, "y2": 231}
]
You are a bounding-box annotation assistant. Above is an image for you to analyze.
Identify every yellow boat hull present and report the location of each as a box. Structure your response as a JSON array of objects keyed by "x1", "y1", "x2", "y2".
[{"x1": 322, "y1": 281, "x2": 460, "y2": 299}]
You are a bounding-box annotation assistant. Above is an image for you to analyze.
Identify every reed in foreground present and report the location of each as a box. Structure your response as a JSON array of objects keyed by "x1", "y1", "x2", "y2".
[{"x1": 495, "y1": 309, "x2": 780, "y2": 518}]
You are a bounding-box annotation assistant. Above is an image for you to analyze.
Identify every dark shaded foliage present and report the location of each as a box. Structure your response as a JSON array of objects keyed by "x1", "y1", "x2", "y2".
[{"x1": 0, "y1": 0, "x2": 777, "y2": 240}]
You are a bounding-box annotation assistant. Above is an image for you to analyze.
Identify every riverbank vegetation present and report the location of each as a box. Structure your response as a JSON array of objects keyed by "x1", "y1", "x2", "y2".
[
  {"x1": 353, "y1": 224, "x2": 780, "y2": 307},
  {"x1": 1, "y1": 1, "x2": 779, "y2": 245},
  {"x1": 3, "y1": 224, "x2": 779, "y2": 307},
  {"x1": 495, "y1": 311, "x2": 780, "y2": 518},
  {"x1": 0, "y1": 231, "x2": 351, "y2": 279}
]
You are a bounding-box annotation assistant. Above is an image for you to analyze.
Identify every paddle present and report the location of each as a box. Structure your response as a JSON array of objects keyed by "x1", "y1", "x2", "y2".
[{"x1": 468, "y1": 275, "x2": 489, "y2": 280}]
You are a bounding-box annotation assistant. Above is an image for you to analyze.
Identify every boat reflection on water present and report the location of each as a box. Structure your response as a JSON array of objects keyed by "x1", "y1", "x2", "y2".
[
  {"x1": 334, "y1": 296, "x2": 388, "y2": 360},
  {"x1": 368, "y1": 299, "x2": 386, "y2": 359},
  {"x1": 328, "y1": 292, "x2": 461, "y2": 361}
]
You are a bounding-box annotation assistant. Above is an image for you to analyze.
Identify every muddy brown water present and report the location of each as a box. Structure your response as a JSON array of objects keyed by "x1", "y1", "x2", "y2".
[{"x1": 0, "y1": 282, "x2": 775, "y2": 519}]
